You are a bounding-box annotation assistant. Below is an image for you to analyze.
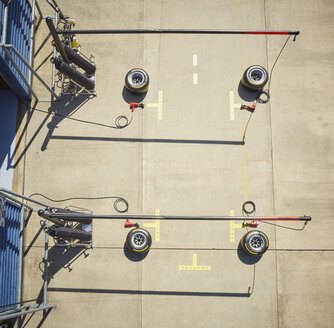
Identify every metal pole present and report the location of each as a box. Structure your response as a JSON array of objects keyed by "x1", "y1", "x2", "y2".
[
  {"x1": 0, "y1": 304, "x2": 56, "y2": 321},
  {"x1": 43, "y1": 220, "x2": 49, "y2": 307},
  {"x1": 50, "y1": 12, "x2": 58, "y2": 102},
  {"x1": 0, "y1": 300, "x2": 37, "y2": 310},
  {"x1": 1, "y1": 3, "x2": 8, "y2": 44},
  {"x1": 0, "y1": 192, "x2": 34, "y2": 211},
  {"x1": 40, "y1": 211, "x2": 312, "y2": 222},
  {"x1": 50, "y1": 0, "x2": 65, "y2": 20},
  {"x1": 0, "y1": 188, "x2": 50, "y2": 207},
  {"x1": 5, "y1": 44, "x2": 57, "y2": 97},
  {"x1": 1, "y1": 46, "x2": 38, "y2": 99},
  {"x1": 28, "y1": 0, "x2": 36, "y2": 86},
  {"x1": 45, "y1": 16, "x2": 69, "y2": 63},
  {"x1": 17, "y1": 207, "x2": 26, "y2": 307},
  {"x1": 56, "y1": 29, "x2": 300, "y2": 36},
  {"x1": 0, "y1": 188, "x2": 49, "y2": 206}
]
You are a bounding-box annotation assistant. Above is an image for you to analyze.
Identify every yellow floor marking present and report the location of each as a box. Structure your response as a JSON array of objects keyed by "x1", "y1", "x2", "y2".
[
  {"x1": 229, "y1": 91, "x2": 241, "y2": 121},
  {"x1": 230, "y1": 210, "x2": 244, "y2": 242},
  {"x1": 144, "y1": 220, "x2": 160, "y2": 241},
  {"x1": 147, "y1": 91, "x2": 163, "y2": 120},
  {"x1": 238, "y1": 0, "x2": 251, "y2": 299},
  {"x1": 147, "y1": 103, "x2": 158, "y2": 107},
  {"x1": 178, "y1": 253, "x2": 211, "y2": 271},
  {"x1": 242, "y1": 118, "x2": 248, "y2": 201},
  {"x1": 154, "y1": 209, "x2": 160, "y2": 241},
  {"x1": 144, "y1": 209, "x2": 160, "y2": 241},
  {"x1": 158, "y1": 91, "x2": 163, "y2": 120}
]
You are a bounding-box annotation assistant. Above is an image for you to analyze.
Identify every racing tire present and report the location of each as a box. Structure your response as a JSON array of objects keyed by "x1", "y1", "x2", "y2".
[
  {"x1": 126, "y1": 228, "x2": 152, "y2": 254},
  {"x1": 241, "y1": 65, "x2": 268, "y2": 91},
  {"x1": 125, "y1": 68, "x2": 149, "y2": 94},
  {"x1": 241, "y1": 230, "x2": 269, "y2": 257}
]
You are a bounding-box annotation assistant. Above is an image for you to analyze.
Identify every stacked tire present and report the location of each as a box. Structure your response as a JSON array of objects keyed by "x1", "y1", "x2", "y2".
[
  {"x1": 124, "y1": 68, "x2": 149, "y2": 94},
  {"x1": 241, "y1": 65, "x2": 268, "y2": 91}
]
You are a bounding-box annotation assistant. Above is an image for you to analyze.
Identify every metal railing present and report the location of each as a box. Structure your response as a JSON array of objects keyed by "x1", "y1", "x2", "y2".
[{"x1": 0, "y1": 188, "x2": 56, "y2": 322}]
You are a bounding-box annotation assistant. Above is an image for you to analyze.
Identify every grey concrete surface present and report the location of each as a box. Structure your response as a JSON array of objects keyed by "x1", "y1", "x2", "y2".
[{"x1": 10, "y1": 0, "x2": 334, "y2": 327}]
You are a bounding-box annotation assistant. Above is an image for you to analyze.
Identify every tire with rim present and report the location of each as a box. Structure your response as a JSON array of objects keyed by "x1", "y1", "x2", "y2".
[
  {"x1": 241, "y1": 65, "x2": 268, "y2": 91},
  {"x1": 126, "y1": 228, "x2": 152, "y2": 253},
  {"x1": 241, "y1": 230, "x2": 269, "y2": 257},
  {"x1": 124, "y1": 68, "x2": 149, "y2": 94}
]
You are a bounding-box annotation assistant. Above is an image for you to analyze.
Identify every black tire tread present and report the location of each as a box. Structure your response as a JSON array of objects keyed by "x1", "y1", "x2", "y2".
[
  {"x1": 124, "y1": 68, "x2": 149, "y2": 94},
  {"x1": 241, "y1": 230, "x2": 269, "y2": 257},
  {"x1": 241, "y1": 65, "x2": 268, "y2": 91},
  {"x1": 126, "y1": 228, "x2": 152, "y2": 254}
]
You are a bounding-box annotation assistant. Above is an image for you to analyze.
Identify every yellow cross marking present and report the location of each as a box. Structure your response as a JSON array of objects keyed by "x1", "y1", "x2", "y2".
[
  {"x1": 178, "y1": 253, "x2": 211, "y2": 271},
  {"x1": 144, "y1": 209, "x2": 160, "y2": 241},
  {"x1": 230, "y1": 210, "x2": 244, "y2": 242},
  {"x1": 147, "y1": 91, "x2": 163, "y2": 120}
]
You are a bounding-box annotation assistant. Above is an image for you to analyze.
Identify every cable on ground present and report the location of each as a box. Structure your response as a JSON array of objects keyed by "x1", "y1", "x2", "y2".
[
  {"x1": 260, "y1": 220, "x2": 308, "y2": 231},
  {"x1": 29, "y1": 193, "x2": 129, "y2": 213},
  {"x1": 23, "y1": 104, "x2": 133, "y2": 129},
  {"x1": 241, "y1": 34, "x2": 292, "y2": 142}
]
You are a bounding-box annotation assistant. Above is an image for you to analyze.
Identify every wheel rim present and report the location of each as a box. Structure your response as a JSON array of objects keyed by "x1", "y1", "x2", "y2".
[
  {"x1": 247, "y1": 67, "x2": 267, "y2": 85},
  {"x1": 249, "y1": 234, "x2": 265, "y2": 252},
  {"x1": 130, "y1": 72, "x2": 145, "y2": 86},
  {"x1": 131, "y1": 232, "x2": 147, "y2": 249}
]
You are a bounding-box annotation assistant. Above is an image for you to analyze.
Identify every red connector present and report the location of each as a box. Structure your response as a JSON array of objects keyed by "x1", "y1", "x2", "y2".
[
  {"x1": 240, "y1": 102, "x2": 257, "y2": 112},
  {"x1": 130, "y1": 102, "x2": 144, "y2": 112},
  {"x1": 124, "y1": 219, "x2": 139, "y2": 228},
  {"x1": 243, "y1": 220, "x2": 259, "y2": 228}
]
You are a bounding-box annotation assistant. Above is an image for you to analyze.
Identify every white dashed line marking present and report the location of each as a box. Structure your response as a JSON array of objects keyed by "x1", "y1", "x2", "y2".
[
  {"x1": 193, "y1": 73, "x2": 198, "y2": 85},
  {"x1": 193, "y1": 54, "x2": 198, "y2": 66}
]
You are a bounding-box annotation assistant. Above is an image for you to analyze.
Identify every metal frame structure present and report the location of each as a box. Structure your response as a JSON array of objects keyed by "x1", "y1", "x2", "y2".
[
  {"x1": 0, "y1": 0, "x2": 58, "y2": 101},
  {"x1": 0, "y1": 0, "x2": 96, "y2": 103},
  {"x1": 44, "y1": 205, "x2": 94, "y2": 248},
  {"x1": 0, "y1": 189, "x2": 56, "y2": 323}
]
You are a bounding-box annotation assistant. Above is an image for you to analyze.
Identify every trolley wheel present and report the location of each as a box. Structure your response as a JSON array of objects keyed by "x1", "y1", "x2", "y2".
[
  {"x1": 241, "y1": 230, "x2": 269, "y2": 257},
  {"x1": 126, "y1": 228, "x2": 152, "y2": 253},
  {"x1": 124, "y1": 68, "x2": 149, "y2": 94},
  {"x1": 241, "y1": 65, "x2": 268, "y2": 91}
]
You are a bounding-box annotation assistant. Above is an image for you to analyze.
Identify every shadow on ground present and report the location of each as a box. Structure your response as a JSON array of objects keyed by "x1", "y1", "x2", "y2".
[
  {"x1": 123, "y1": 243, "x2": 149, "y2": 262},
  {"x1": 17, "y1": 245, "x2": 90, "y2": 328},
  {"x1": 122, "y1": 87, "x2": 147, "y2": 104},
  {"x1": 47, "y1": 287, "x2": 251, "y2": 298},
  {"x1": 237, "y1": 242, "x2": 262, "y2": 265},
  {"x1": 8, "y1": 92, "x2": 93, "y2": 169},
  {"x1": 237, "y1": 81, "x2": 258, "y2": 102}
]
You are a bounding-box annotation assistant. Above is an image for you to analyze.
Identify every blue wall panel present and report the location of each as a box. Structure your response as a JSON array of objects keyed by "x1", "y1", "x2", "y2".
[
  {"x1": 0, "y1": 200, "x2": 21, "y2": 313},
  {"x1": 0, "y1": 0, "x2": 32, "y2": 100}
]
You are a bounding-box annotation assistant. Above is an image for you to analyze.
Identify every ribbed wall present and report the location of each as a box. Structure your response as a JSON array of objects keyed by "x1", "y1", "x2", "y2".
[
  {"x1": 0, "y1": 0, "x2": 32, "y2": 100},
  {"x1": 0, "y1": 200, "x2": 22, "y2": 313}
]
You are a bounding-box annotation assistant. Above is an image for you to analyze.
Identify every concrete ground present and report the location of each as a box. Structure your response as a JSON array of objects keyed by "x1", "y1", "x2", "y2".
[{"x1": 11, "y1": 0, "x2": 334, "y2": 327}]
